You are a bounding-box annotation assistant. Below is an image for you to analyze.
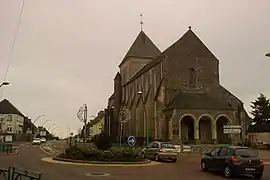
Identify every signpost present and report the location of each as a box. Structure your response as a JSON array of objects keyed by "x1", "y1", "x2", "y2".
[
  {"x1": 223, "y1": 125, "x2": 242, "y2": 144},
  {"x1": 119, "y1": 106, "x2": 131, "y2": 147},
  {"x1": 127, "y1": 136, "x2": 136, "y2": 147}
]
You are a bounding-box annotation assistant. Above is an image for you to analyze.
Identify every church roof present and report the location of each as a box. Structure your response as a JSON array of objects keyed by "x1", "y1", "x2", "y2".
[
  {"x1": 125, "y1": 27, "x2": 218, "y2": 85},
  {"x1": 164, "y1": 91, "x2": 235, "y2": 110},
  {"x1": 114, "y1": 72, "x2": 121, "y2": 80},
  {"x1": 0, "y1": 99, "x2": 25, "y2": 117},
  {"x1": 119, "y1": 30, "x2": 161, "y2": 67}
]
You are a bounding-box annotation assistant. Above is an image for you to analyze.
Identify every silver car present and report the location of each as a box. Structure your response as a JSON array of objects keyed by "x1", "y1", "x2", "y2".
[
  {"x1": 32, "y1": 138, "x2": 41, "y2": 145},
  {"x1": 141, "y1": 141, "x2": 178, "y2": 162}
]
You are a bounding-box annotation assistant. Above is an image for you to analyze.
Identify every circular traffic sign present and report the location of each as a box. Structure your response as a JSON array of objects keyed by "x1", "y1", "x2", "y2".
[{"x1": 127, "y1": 136, "x2": 136, "y2": 146}]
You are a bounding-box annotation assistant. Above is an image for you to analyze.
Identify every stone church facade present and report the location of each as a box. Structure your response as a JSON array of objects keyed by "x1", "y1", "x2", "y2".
[{"x1": 104, "y1": 27, "x2": 251, "y2": 144}]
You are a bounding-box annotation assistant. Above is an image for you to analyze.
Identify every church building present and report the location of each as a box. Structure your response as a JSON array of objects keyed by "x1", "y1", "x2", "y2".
[{"x1": 103, "y1": 26, "x2": 250, "y2": 144}]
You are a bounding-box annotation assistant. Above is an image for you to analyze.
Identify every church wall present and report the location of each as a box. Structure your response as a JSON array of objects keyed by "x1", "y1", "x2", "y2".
[
  {"x1": 161, "y1": 50, "x2": 219, "y2": 93},
  {"x1": 128, "y1": 57, "x2": 153, "y2": 80},
  {"x1": 121, "y1": 62, "x2": 164, "y2": 140},
  {"x1": 119, "y1": 61, "x2": 130, "y2": 85},
  {"x1": 169, "y1": 109, "x2": 240, "y2": 144}
]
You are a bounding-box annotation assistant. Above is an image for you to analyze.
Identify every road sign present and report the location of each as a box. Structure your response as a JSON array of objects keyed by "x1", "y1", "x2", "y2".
[
  {"x1": 182, "y1": 145, "x2": 191, "y2": 152},
  {"x1": 223, "y1": 125, "x2": 241, "y2": 129},
  {"x1": 224, "y1": 128, "x2": 241, "y2": 134},
  {"x1": 127, "y1": 136, "x2": 136, "y2": 146}
]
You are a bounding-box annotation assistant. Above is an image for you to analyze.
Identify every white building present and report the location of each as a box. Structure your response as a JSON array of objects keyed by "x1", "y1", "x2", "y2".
[{"x1": 0, "y1": 99, "x2": 24, "y2": 135}]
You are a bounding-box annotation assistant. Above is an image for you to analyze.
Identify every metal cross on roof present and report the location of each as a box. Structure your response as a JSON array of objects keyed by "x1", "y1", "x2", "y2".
[{"x1": 140, "y1": 14, "x2": 143, "y2": 31}]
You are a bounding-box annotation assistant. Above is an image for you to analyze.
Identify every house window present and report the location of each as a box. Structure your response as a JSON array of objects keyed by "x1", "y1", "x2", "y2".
[
  {"x1": 7, "y1": 115, "x2": 12, "y2": 121},
  {"x1": 189, "y1": 68, "x2": 196, "y2": 83}
]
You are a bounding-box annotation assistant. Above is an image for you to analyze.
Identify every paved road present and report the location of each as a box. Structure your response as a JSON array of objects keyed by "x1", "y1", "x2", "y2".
[{"x1": 0, "y1": 141, "x2": 270, "y2": 180}]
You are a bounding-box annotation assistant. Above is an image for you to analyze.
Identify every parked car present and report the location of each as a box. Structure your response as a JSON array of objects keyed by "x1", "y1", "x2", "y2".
[
  {"x1": 174, "y1": 144, "x2": 181, "y2": 154},
  {"x1": 201, "y1": 145, "x2": 264, "y2": 179},
  {"x1": 40, "y1": 137, "x2": 46, "y2": 143},
  {"x1": 32, "y1": 138, "x2": 41, "y2": 145},
  {"x1": 141, "y1": 141, "x2": 178, "y2": 162}
]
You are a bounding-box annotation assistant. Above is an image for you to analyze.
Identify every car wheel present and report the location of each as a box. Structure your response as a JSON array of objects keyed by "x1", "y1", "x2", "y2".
[
  {"x1": 201, "y1": 161, "x2": 208, "y2": 172},
  {"x1": 224, "y1": 165, "x2": 233, "y2": 178},
  {"x1": 172, "y1": 159, "x2": 177, "y2": 163},
  {"x1": 141, "y1": 152, "x2": 145, "y2": 159},
  {"x1": 253, "y1": 172, "x2": 263, "y2": 179},
  {"x1": 155, "y1": 154, "x2": 160, "y2": 162}
]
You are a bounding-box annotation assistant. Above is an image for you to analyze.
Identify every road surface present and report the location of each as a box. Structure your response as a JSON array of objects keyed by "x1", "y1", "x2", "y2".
[{"x1": 0, "y1": 141, "x2": 269, "y2": 180}]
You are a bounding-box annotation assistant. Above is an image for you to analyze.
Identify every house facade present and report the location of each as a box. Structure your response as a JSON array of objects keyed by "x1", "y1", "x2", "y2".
[
  {"x1": 104, "y1": 27, "x2": 251, "y2": 144},
  {"x1": 0, "y1": 99, "x2": 24, "y2": 135}
]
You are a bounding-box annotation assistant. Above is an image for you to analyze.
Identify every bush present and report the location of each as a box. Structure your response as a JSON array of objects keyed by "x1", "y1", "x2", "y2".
[
  {"x1": 60, "y1": 146, "x2": 143, "y2": 162},
  {"x1": 94, "y1": 133, "x2": 112, "y2": 150}
]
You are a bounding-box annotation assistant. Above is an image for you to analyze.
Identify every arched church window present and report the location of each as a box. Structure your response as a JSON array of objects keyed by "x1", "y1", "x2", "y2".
[{"x1": 189, "y1": 68, "x2": 196, "y2": 83}]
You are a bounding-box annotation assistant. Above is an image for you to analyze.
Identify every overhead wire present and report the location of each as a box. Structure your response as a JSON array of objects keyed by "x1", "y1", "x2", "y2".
[{"x1": 0, "y1": 0, "x2": 25, "y2": 99}]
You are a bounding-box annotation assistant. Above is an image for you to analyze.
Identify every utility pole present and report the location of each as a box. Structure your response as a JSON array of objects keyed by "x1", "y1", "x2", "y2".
[{"x1": 83, "y1": 104, "x2": 87, "y2": 144}]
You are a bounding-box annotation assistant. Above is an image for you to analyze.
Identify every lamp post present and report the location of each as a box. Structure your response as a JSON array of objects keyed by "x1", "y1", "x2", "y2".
[
  {"x1": 138, "y1": 90, "x2": 149, "y2": 146},
  {"x1": 33, "y1": 115, "x2": 45, "y2": 124},
  {"x1": 0, "y1": 82, "x2": 9, "y2": 88},
  {"x1": 51, "y1": 127, "x2": 59, "y2": 135},
  {"x1": 41, "y1": 120, "x2": 52, "y2": 127},
  {"x1": 32, "y1": 115, "x2": 45, "y2": 133},
  {"x1": 47, "y1": 124, "x2": 56, "y2": 131}
]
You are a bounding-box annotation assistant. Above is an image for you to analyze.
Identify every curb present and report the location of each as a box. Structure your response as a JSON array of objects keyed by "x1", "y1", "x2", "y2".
[
  {"x1": 2, "y1": 147, "x2": 19, "y2": 156},
  {"x1": 53, "y1": 156, "x2": 151, "y2": 165},
  {"x1": 40, "y1": 144, "x2": 54, "y2": 156}
]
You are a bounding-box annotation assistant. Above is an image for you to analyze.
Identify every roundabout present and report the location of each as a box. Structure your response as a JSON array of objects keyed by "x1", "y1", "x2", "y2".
[{"x1": 41, "y1": 157, "x2": 162, "y2": 167}]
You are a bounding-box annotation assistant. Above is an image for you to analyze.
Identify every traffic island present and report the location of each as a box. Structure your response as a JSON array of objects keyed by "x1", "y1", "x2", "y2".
[
  {"x1": 42, "y1": 157, "x2": 160, "y2": 167},
  {"x1": 52, "y1": 156, "x2": 151, "y2": 164},
  {"x1": 42, "y1": 145, "x2": 161, "y2": 166}
]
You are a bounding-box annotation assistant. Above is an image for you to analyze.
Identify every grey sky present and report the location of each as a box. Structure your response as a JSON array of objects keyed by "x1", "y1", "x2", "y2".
[{"x1": 0, "y1": 0, "x2": 269, "y2": 137}]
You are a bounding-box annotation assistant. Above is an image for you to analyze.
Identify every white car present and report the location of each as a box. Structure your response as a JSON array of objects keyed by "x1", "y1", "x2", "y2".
[
  {"x1": 32, "y1": 138, "x2": 41, "y2": 145},
  {"x1": 40, "y1": 137, "x2": 46, "y2": 143},
  {"x1": 174, "y1": 145, "x2": 181, "y2": 154}
]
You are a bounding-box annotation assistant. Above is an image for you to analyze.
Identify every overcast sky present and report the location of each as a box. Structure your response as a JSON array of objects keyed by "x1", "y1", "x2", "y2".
[{"x1": 0, "y1": 0, "x2": 269, "y2": 137}]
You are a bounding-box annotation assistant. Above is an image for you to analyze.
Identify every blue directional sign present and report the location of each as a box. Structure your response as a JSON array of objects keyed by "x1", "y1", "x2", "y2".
[{"x1": 127, "y1": 136, "x2": 136, "y2": 147}]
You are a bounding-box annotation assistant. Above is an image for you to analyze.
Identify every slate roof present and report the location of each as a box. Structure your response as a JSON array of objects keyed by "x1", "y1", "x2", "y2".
[
  {"x1": 109, "y1": 93, "x2": 114, "y2": 100},
  {"x1": 248, "y1": 123, "x2": 270, "y2": 133},
  {"x1": 0, "y1": 99, "x2": 25, "y2": 117},
  {"x1": 114, "y1": 72, "x2": 121, "y2": 80},
  {"x1": 125, "y1": 27, "x2": 218, "y2": 85},
  {"x1": 119, "y1": 30, "x2": 161, "y2": 67},
  {"x1": 164, "y1": 91, "x2": 235, "y2": 110}
]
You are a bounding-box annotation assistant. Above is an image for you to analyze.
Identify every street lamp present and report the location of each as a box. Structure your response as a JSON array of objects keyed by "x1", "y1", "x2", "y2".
[
  {"x1": 33, "y1": 115, "x2": 45, "y2": 124},
  {"x1": 41, "y1": 120, "x2": 52, "y2": 127},
  {"x1": 47, "y1": 124, "x2": 56, "y2": 131},
  {"x1": 266, "y1": 53, "x2": 270, "y2": 57},
  {"x1": 51, "y1": 126, "x2": 59, "y2": 135},
  {"x1": 137, "y1": 90, "x2": 149, "y2": 146},
  {"x1": 0, "y1": 82, "x2": 9, "y2": 88}
]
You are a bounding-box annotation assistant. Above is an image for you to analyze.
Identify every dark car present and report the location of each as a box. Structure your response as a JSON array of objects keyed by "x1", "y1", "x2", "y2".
[{"x1": 201, "y1": 146, "x2": 264, "y2": 179}]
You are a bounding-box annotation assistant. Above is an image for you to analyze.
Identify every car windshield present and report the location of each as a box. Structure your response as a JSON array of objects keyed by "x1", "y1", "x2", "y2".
[
  {"x1": 34, "y1": 138, "x2": 40, "y2": 141},
  {"x1": 161, "y1": 143, "x2": 175, "y2": 149},
  {"x1": 236, "y1": 148, "x2": 258, "y2": 157}
]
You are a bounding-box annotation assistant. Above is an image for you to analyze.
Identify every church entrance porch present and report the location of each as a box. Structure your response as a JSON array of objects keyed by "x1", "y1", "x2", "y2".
[
  {"x1": 216, "y1": 115, "x2": 231, "y2": 144},
  {"x1": 198, "y1": 115, "x2": 213, "y2": 144},
  {"x1": 180, "y1": 115, "x2": 195, "y2": 144}
]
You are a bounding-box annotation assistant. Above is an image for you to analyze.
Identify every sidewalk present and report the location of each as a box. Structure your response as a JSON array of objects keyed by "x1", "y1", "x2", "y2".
[{"x1": 258, "y1": 149, "x2": 270, "y2": 161}]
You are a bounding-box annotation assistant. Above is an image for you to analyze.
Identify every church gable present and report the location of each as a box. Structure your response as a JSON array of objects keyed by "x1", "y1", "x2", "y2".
[
  {"x1": 119, "y1": 31, "x2": 161, "y2": 67},
  {"x1": 161, "y1": 27, "x2": 220, "y2": 90},
  {"x1": 119, "y1": 30, "x2": 161, "y2": 85}
]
